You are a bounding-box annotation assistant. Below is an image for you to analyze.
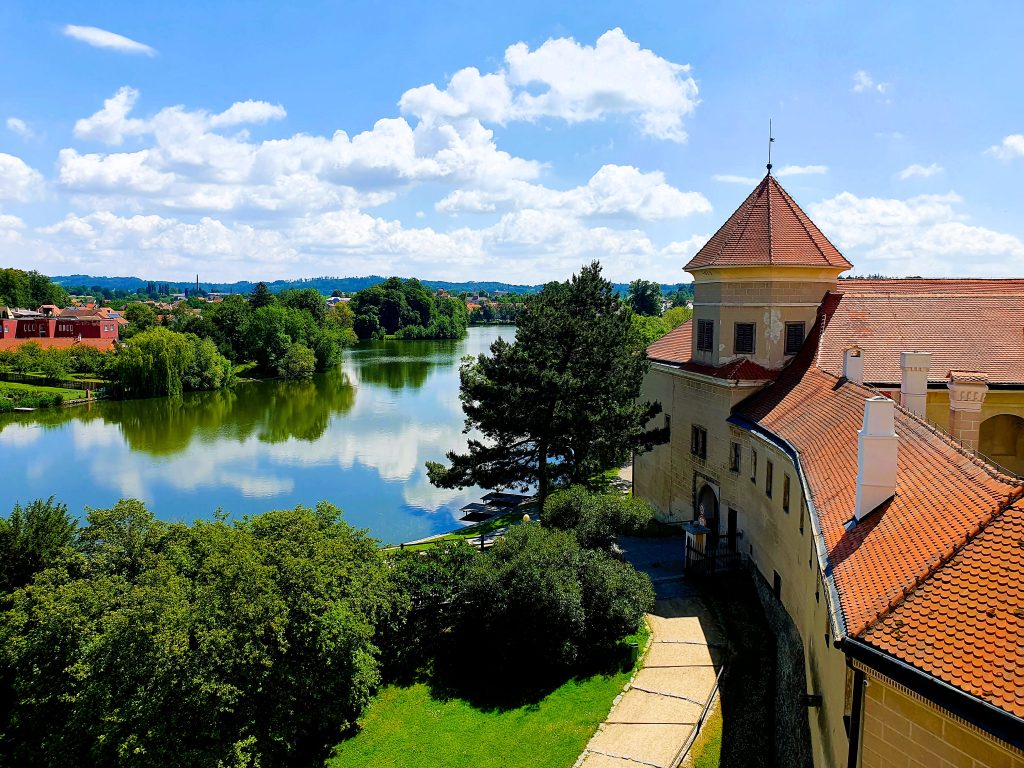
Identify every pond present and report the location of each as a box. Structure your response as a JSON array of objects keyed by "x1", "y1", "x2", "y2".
[{"x1": 0, "y1": 326, "x2": 512, "y2": 545}]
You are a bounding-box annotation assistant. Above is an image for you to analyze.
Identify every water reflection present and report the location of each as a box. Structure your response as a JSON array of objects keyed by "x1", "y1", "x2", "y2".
[{"x1": 0, "y1": 327, "x2": 511, "y2": 544}]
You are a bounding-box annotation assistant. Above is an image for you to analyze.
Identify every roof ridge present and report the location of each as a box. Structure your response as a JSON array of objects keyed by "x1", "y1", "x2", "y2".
[
  {"x1": 773, "y1": 178, "x2": 833, "y2": 266},
  {"x1": 721, "y1": 179, "x2": 765, "y2": 261},
  {"x1": 766, "y1": 175, "x2": 773, "y2": 265},
  {"x1": 859, "y1": 486, "x2": 1024, "y2": 638}
]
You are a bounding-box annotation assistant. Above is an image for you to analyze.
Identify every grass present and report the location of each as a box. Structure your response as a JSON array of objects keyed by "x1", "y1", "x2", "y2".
[
  {"x1": 688, "y1": 701, "x2": 723, "y2": 768},
  {"x1": 0, "y1": 380, "x2": 87, "y2": 399},
  {"x1": 328, "y1": 622, "x2": 649, "y2": 768},
  {"x1": 394, "y1": 505, "x2": 538, "y2": 551}
]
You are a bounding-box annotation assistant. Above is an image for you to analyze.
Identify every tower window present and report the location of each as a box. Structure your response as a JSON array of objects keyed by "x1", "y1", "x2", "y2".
[
  {"x1": 696, "y1": 319, "x2": 714, "y2": 352},
  {"x1": 785, "y1": 322, "x2": 806, "y2": 356},
  {"x1": 734, "y1": 322, "x2": 755, "y2": 355}
]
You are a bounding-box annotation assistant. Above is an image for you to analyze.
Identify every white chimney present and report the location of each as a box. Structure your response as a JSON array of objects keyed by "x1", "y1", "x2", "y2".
[
  {"x1": 843, "y1": 346, "x2": 864, "y2": 385},
  {"x1": 855, "y1": 397, "x2": 898, "y2": 521},
  {"x1": 899, "y1": 351, "x2": 931, "y2": 418}
]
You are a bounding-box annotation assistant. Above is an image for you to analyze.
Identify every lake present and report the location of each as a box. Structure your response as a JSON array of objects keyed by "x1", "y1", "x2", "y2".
[{"x1": 0, "y1": 325, "x2": 512, "y2": 545}]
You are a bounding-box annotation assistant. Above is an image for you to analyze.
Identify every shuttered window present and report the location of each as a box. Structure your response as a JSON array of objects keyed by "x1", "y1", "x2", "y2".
[
  {"x1": 734, "y1": 322, "x2": 755, "y2": 355},
  {"x1": 696, "y1": 319, "x2": 714, "y2": 352},
  {"x1": 785, "y1": 322, "x2": 805, "y2": 356}
]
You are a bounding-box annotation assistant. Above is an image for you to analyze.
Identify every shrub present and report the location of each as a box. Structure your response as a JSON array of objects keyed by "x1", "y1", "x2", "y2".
[
  {"x1": 544, "y1": 485, "x2": 655, "y2": 550},
  {"x1": 278, "y1": 342, "x2": 316, "y2": 379}
]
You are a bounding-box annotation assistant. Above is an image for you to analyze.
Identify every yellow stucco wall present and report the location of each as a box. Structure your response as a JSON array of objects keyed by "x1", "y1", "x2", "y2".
[
  {"x1": 858, "y1": 672, "x2": 1024, "y2": 768},
  {"x1": 635, "y1": 364, "x2": 851, "y2": 768}
]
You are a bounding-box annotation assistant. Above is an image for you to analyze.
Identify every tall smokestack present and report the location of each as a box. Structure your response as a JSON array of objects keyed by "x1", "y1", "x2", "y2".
[{"x1": 855, "y1": 397, "x2": 898, "y2": 521}]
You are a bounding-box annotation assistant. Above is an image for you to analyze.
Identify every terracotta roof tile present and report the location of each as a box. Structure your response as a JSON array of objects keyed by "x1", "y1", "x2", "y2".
[
  {"x1": 647, "y1": 321, "x2": 692, "y2": 364},
  {"x1": 862, "y1": 501, "x2": 1024, "y2": 718},
  {"x1": 685, "y1": 175, "x2": 852, "y2": 271},
  {"x1": 818, "y1": 281, "x2": 1024, "y2": 384},
  {"x1": 736, "y1": 319, "x2": 1024, "y2": 715}
]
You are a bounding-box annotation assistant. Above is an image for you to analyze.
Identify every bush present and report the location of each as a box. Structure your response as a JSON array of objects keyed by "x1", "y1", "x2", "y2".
[
  {"x1": 448, "y1": 524, "x2": 653, "y2": 684},
  {"x1": 544, "y1": 485, "x2": 655, "y2": 550}
]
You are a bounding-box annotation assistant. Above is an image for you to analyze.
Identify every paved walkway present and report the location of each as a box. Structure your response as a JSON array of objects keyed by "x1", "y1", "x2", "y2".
[{"x1": 576, "y1": 539, "x2": 726, "y2": 768}]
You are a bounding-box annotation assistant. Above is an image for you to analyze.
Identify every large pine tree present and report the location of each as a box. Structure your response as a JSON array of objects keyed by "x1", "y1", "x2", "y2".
[{"x1": 427, "y1": 262, "x2": 667, "y2": 507}]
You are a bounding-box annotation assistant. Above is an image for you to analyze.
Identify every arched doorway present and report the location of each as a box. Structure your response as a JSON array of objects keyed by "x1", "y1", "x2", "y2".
[
  {"x1": 696, "y1": 484, "x2": 720, "y2": 550},
  {"x1": 979, "y1": 414, "x2": 1024, "y2": 476}
]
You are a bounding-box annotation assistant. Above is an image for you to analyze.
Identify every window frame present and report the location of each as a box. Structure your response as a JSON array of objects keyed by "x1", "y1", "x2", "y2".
[
  {"x1": 734, "y1": 322, "x2": 756, "y2": 355},
  {"x1": 785, "y1": 321, "x2": 806, "y2": 356},
  {"x1": 690, "y1": 425, "x2": 708, "y2": 460},
  {"x1": 766, "y1": 460, "x2": 774, "y2": 498},
  {"x1": 750, "y1": 448, "x2": 758, "y2": 483},
  {"x1": 782, "y1": 474, "x2": 791, "y2": 513},
  {"x1": 729, "y1": 441, "x2": 741, "y2": 473},
  {"x1": 695, "y1": 319, "x2": 714, "y2": 353}
]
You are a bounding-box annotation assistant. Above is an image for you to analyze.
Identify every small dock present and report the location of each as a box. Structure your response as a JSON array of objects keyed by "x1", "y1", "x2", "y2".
[{"x1": 458, "y1": 491, "x2": 530, "y2": 522}]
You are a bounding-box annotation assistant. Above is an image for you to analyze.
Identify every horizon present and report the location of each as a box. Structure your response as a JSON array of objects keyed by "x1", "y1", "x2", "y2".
[{"x1": 1, "y1": 3, "x2": 1023, "y2": 284}]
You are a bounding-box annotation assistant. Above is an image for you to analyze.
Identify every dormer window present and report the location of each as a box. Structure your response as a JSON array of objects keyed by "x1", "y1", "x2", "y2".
[
  {"x1": 696, "y1": 319, "x2": 714, "y2": 353},
  {"x1": 734, "y1": 323, "x2": 755, "y2": 355}
]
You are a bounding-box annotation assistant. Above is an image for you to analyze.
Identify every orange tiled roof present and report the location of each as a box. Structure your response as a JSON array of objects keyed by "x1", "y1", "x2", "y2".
[
  {"x1": 736, "y1": 319, "x2": 1024, "y2": 716},
  {"x1": 647, "y1": 320, "x2": 692, "y2": 364},
  {"x1": 685, "y1": 174, "x2": 852, "y2": 271},
  {"x1": 0, "y1": 337, "x2": 117, "y2": 352},
  {"x1": 817, "y1": 281, "x2": 1024, "y2": 385},
  {"x1": 862, "y1": 501, "x2": 1024, "y2": 718}
]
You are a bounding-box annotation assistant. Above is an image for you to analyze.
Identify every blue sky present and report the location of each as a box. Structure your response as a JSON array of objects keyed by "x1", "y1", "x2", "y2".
[{"x1": 1, "y1": 1, "x2": 1023, "y2": 284}]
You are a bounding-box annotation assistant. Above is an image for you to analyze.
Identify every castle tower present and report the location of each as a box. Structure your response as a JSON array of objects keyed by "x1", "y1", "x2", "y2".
[{"x1": 684, "y1": 173, "x2": 852, "y2": 371}]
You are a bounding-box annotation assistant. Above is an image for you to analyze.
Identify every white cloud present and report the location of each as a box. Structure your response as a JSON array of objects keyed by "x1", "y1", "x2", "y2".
[
  {"x1": 775, "y1": 164, "x2": 828, "y2": 177},
  {"x1": 0, "y1": 153, "x2": 45, "y2": 201},
  {"x1": 401, "y1": 28, "x2": 699, "y2": 142},
  {"x1": 63, "y1": 24, "x2": 156, "y2": 56},
  {"x1": 852, "y1": 70, "x2": 889, "y2": 95},
  {"x1": 810, "y1": 191, "x2": 1024, "y2": 276},
  {"x1": 6, "y1": 117, "x2": 33, "y2": 139},
  {"x1": 898, "y1": 163, "x2": 943, "y2": 180},
  {"x1": 436, "y1": 164, "x2": 710, "y2": 221},
  {"x1": 712, "y1": 174, "x2": 760, "y2": 185},
  {"x1": 986, "y1": 134, "x2": 1024, "y2": 160}
]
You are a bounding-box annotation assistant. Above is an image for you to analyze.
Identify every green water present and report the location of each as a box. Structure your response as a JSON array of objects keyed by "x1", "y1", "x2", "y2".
[{"x1": 0, "y1": 326, "x2": 511, "y2": 544}]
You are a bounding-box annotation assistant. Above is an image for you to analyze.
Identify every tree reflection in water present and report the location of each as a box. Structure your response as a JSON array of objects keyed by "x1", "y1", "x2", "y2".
[
  {"x1": 0, "y1": 367, "x2": 357, "y2": 456},
  {"x1": 350, "y1": 337, "x2": 459, "y2": 390}
]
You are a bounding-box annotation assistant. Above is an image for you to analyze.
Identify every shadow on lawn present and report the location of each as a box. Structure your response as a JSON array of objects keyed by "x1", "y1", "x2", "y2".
[{"x1": 424, "y1": 641, "x2": 637, "y2": 712}]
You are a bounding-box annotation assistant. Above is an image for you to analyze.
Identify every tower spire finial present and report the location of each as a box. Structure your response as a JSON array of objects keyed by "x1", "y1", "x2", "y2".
[{"x1": 767, "y1": 119, "x2": 774, "y2": 174}]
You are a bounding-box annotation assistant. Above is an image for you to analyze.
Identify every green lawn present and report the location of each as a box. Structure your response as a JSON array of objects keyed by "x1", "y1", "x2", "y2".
[
  {"x1": 0, "y1": 381, "x2": 88, "y2": 400},
  {"x1": 394, "y1": 506, "x2": 538, "y2": 551},
  {"x1": 689, "y1": 702, "x2": 723, "y2": 768},
  {"x1": 328, "y1": 624, "x2": 648, "y2": 768}
]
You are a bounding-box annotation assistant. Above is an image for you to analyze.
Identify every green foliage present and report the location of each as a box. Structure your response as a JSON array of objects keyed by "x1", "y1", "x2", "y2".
[
  {"x1": 115, "y1": 327, "x2": 233, "y2": 398},
  {"x1": 662, "y1": 305, "x2": 693, "y2": 329},
  {"x1": 122, "y1": 302, "x2": 157, "y2": 338},
  {"x1": 543, "y1": 486, "x2": 655, "y2": 550},
  {"x1": 629, "y1": 315, "x2": 671, "y2": 349},
  {"x1": 0, "y1": 500, "x2": 392, "y2": 768},
  {"x1": 379, "y1": 542, "x2": 479, "y2": 680},
  {"x1": 0, "y1": 384, "x2": 68, "y2": 411},
  {"x1": 249, "y1": 281, "x2": 275, "y2": 309},
  {"x1": 626, "y1": 279, "x2": 662, "y2": 316},
  {"x1": 0, "y1": 497, "x2": 77, "y2": 593},
  {"x1": 278, "y1": 342, "x2": 316, "y2": 379},
  {"x1": 427, "y1": 261, "x2": 666, "y2": 507},
  {"x1": 351, "y1": 278, "x2": 468, "y2": 340},
  {"x1": 448, "y1": 524, "x2": 654, "y2": 680},
  {"x1": 0, "y1": 269, "x2": 69, "y2": 309}
]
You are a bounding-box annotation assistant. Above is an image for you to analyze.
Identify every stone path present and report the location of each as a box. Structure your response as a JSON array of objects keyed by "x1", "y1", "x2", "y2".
[{"x1": 576, "y1": 537, "x2": 727, "y2": 768}]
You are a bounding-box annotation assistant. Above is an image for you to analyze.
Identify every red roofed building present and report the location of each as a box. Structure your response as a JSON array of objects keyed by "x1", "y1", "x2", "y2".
[
  {"x1": 0, "y1": 305, "x2": 120, "y2": 348},
  {"x1": 635, "y1": 172, "x2": 1024, "y2": 768}
]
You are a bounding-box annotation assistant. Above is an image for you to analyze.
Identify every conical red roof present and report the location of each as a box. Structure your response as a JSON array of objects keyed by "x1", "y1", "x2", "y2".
[{"x1": 685, "y1": 174, "x2": 852, "y2": 271}]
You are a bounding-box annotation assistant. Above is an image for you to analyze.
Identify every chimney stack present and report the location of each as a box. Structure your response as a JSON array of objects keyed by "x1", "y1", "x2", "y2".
[
  {"x1": 843, "y1": 346, "x2": 864, "y2": 385},
  {"x1": 855, "y1": 396, "x2": 898, "y2": 521},
  {"x1": 899, "y1": 351, "x2": 931, "y2": 418}
]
